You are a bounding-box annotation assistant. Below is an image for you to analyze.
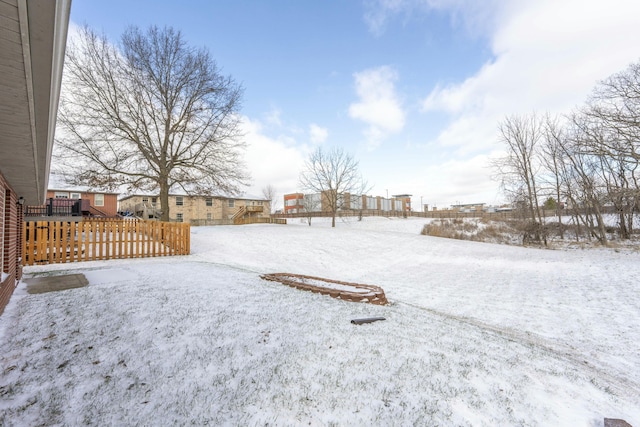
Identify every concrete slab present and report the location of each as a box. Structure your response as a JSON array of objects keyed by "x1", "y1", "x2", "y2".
[{"x1": 25, "y1": 274, "x2": 89, "y2": 294}]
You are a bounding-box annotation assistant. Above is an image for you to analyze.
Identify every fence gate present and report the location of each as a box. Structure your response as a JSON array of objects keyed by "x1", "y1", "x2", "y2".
[{"x1": 22, "y1": 219, "x2": 190, "y2": 266}]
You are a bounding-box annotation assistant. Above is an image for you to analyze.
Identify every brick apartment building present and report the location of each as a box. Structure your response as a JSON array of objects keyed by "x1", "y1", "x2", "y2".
[
  {"x1": 119, "y1": 194, "x2": 271, "y2": 224},
  {"x1": 22, "y1": 189, "x2": 120, "y2": 219},
  {"x1": 44, "y1": 189, "x2": 119, "y2": 217},
  {"x1": 283, "y1": 191, "x2": 412, "y2": 213},
  {"x1": 283, "y1": 193, "x2": 305, "y2": 214},
  {"x1": 0, "y1": 0, "x2": 71, "y2": 313}
]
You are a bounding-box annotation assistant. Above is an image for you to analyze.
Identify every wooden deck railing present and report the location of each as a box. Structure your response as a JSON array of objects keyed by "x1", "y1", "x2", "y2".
[
  {"x1": 235, "y1": 217, "x2": 286, "y2": 225},
  {"x1": 22, "y1": 219, "x2": 190, "y2": 266}
]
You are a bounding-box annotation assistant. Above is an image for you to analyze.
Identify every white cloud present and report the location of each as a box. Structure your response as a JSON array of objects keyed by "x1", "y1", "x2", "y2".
[
  {"x1": 363, "y1": 0, "x2": 406, "y2": 36},
  {"x1": 348, "y1": 66, "x2": 405, "y2": 149},
  {"x1": 389, "y1": 151, "x2": 503, "y2": 208},
  {"x1": 420, "y1": 0, "x2": 640, "y2": 156},
  {"x1": 240, "y1": 117, "x2": 308, "y2": 198},
  {"x1": 264, "y1": 107, "x2": 283, "y2": 127},
  {"x1": 309, "y1": 123, "x2": 328, "y2": 144},
  {"x1": 363, "y1": 0, "x2": 504, "y2": 37}
]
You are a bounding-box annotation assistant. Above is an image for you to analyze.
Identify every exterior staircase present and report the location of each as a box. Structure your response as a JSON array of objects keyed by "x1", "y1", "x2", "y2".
[
  {"x1": 86, "y1": 205, "x2": 113, "y2": 218},
  {"x1": 232, "y1": 206, "x2": 246, "y2": 224}
]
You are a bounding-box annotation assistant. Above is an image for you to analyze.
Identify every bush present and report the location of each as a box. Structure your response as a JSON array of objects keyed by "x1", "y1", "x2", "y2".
[{"x1": 421, "y1": 218, "x2": 520, "y2": 245}]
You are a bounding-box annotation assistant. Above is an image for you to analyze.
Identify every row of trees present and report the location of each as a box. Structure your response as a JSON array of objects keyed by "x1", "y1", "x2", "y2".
[
  {"x1": 56, "y1": 25, "x2": 367, "y2": 226},
  {"x1": 494, "y1": 61, "x2": 640, "y2": 245}
]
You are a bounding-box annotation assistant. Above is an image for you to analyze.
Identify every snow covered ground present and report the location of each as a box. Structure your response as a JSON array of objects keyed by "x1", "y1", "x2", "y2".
[{"x1": 1, "y1": 217, "x2": 638, "y2": 426}]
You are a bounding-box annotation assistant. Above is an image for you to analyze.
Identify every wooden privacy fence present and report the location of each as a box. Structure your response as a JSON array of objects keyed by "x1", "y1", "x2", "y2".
[
  {"x1": 236, "y1": 217, "x2": 287, "y2": 225},
  {"x1": 22, "y1": 219, "x2": 190, "y2": 266}
]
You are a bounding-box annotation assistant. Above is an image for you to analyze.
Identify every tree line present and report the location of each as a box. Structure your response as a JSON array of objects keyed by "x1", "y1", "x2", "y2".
[{"x1": 493, "y1": 60, "x2": 640, "y2": 246}]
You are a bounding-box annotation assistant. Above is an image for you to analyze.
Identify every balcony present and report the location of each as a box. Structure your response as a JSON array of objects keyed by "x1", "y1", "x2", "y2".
[{"x1": 24, "y1": 198, "x2": 86, "y2": 218}]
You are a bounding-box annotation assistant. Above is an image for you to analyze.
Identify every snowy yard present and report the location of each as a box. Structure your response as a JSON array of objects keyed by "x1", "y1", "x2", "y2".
[{"x1": 1, "y1": 217, "x2": 638, "y2": 426}]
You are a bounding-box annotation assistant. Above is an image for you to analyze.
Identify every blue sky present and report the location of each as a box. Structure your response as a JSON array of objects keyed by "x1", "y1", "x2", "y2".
[{"x1": 66, "y1": 0, "x2": 640, "y2": 209}]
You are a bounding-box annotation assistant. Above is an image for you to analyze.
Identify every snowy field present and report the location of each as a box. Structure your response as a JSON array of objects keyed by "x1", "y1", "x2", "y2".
[{"x1": 1, "y1": 217, "x2": 638, "y2": 426}]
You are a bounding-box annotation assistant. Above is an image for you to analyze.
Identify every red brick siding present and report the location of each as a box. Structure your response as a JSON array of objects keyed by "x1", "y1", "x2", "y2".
[
  {"x1": 284, "y1": 193, "x2": 304, "y2": 213},
  {"x1": 45, "y1": 190, "x2": 119, "y2": 216},
  {"x1": 1, "y1": 171, "x2": 21, "y2": 315}
]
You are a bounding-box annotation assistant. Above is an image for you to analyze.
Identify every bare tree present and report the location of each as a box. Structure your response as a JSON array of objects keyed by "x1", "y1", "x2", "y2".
[
  {"x1": 261, "y1": 184, "x2": 277, "y2": 213},
  {"x1": 492, "y1": 114, "x2": 546, "y2": 245},
  {"x1": 560, "y1": 112, "x2": 609, "y2": 245},
  {"x1": 55, "y1": 25, "x2": 248, "y2": 221},
  {"x1": 582, "y1": 60, "x2": 640, "y2": 238},
  {"x1": 302, "y1": 193, "x2": 320, "y2": 226},
  {"x1": 541, "y1": 114, "x2": 567, "y2": 239},
  {"x1": 299, "y1": 147, "x2": 368, "y2": 227},
  {"x1": 490, "y1": 61, "x2": 640, "y2": 245},
  {"x1": 585, "y1": 61, "x2": 640, "y2": 162}
]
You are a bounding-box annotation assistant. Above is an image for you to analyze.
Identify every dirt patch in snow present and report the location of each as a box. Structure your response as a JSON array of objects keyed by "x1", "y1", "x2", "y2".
[{"x1": 260, "y1": 273, "x2": 388, "y2": 305}]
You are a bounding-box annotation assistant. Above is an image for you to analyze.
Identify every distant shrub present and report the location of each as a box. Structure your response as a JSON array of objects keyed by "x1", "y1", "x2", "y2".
[
  {"x1": 422, "y1": 215, "x2": 640, "y2": 250},
  {"x1": 421, "y1": 218, "x2": 519, "y2": 245}
]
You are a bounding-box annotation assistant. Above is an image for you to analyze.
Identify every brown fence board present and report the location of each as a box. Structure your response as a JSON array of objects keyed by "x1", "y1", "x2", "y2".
[
  {"x1": 61, "y1": 222, "x2": 69, "y2": 263},
  {"x1": 22, "y1": 219, "x2": 190, "y2": 266}
]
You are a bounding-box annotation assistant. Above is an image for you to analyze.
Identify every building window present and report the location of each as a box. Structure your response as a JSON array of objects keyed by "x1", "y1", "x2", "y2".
[
  {"x1": 142, "y1": 197, "x2": 149, "y2": 203},
  {"x1": 151, "y1": 197, "x2": 157, "y2": 204},
  {"x1": 176, "y1": 213, "x2": 183, "y2": 222},
  {"x1": 176, "y1": 196, "x2": 183, "y2": 206},
  {"x1": 70, "y1": 193, "x2": 81, "y2": 199},
  {"x1": 228, "y1": 199, "x2": 235, "y2": 208},
  {"x1": 94, "y1": 193, "x2": 104, "y2": 207},
  {"x1": 207, "y1": 213, "x2": 212, "y2": 220},
  {"x1": 54, "y1": 192, "x2": 69, "y2": 199},
  {"x1": 206, "y1": 197, "x2": 213, "y2": 207}
]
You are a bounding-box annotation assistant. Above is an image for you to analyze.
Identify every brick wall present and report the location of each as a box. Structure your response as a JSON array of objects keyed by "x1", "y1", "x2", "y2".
[
  {"x1": 121, "y1": 195, "x2": 271, "y2": 223},
  {"x1": 284, "y1": 193, "x2": 304, "y2": 213},
  {"x1": 1, "y1": 171, "x2": 22, "y2": 315},
  {"x1": 46, "y1": 190, "x2": 119, "y2": 216}
]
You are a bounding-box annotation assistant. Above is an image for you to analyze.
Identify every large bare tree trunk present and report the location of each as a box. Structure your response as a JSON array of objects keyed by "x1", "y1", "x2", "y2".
[{"x1": 159, "y1": 179, "x2": 170, "y2": 222}]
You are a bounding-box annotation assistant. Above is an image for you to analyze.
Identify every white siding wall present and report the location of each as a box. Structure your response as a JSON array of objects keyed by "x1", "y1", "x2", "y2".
[
  {"x1": 366, "y1": 197, "x2": 376, "y2": 209},
  {"x1": 350, "y1": 195, "x2": 362, "y2": 210}
]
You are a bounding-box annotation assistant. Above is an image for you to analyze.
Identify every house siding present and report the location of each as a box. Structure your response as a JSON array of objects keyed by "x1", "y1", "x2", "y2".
[
  {"x1": 45, "y1": 190, "x2": 119, "y2": 216},
  {"x1": 1, "y1": 171, "x2": 22, "y2": 314}
]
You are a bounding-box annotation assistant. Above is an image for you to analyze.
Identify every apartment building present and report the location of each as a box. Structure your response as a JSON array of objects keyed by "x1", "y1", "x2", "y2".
[
  {"x1": 283, "y1": 193, "x2": 305, "y2": 213},
  {"x1": 23, "y1": 189, "x2": 119, "y2": 219},
  {"x1": 119, "y1": 194, "x2": 271, "y2": 224},
  {"x1": 283, "y1": 191, "x2": 412, "y2": 213}
]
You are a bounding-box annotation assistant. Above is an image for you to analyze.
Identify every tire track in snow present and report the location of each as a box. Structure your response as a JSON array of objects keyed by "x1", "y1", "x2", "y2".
[{"x1": 396, "y1": 300, "x2": 640, "y2": 400}]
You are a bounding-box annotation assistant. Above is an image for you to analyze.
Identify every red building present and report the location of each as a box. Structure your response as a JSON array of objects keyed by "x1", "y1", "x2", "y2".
[
  {"x1": 284, "y1": 193, "x2": 305, "y2": 214},
  {"x1": 38, "y1": 189, "x2": 120, "y2": 218}
]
